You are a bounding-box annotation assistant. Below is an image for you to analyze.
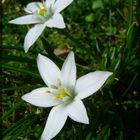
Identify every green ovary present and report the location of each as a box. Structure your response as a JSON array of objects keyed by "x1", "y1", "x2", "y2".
[
  {"x1": 39, "y1": 8, "x2": 47, "y2": 16},
  {"x1": 55, "y1": 89, "x2": 69, "y2": 99}
]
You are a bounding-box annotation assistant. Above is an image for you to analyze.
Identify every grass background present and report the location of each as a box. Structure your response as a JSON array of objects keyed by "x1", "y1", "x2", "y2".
[{"x1": 1, "y1": 0, "x2": 140, "y2": 139}]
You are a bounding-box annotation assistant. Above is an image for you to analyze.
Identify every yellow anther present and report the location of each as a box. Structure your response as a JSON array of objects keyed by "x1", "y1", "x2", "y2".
[
  {"x1": 57, "y1": 79, "x2": 62, "y2": 87},
  {"x1": 51, "y1": 84, "x2": 58, "y2": 89},
  {"x1": 45, "y1": 90, "x2": 50, "y2": 93},
  {"x1": 39, "y1": 8, "x2": 47, "y2": 16}
]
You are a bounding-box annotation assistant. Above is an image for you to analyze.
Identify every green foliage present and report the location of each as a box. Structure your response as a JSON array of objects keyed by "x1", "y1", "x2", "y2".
[{"x1": 1, "y1": 0, "x2": 140, "y2": 140}]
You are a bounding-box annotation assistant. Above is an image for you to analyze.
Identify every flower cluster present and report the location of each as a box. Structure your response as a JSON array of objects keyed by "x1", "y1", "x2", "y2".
[{"x1": 9, "y1": 0, "x2": 113, "y2": 140}]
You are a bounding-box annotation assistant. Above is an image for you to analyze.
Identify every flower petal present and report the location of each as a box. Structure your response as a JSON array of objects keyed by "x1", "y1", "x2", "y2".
[
  {"x1": 75, "y1": 71, "x2": 113, "y2": 99},
  {"x1": 45, "y1": 0, "x2": 55, "y2": 9},
  {"x1": 45, "y1": 13, "x2": 65, "y2": 28},
  {"x1": 41, "y1": 105, "x2": 67, "y2": 140},
  {"x1": 22, "y1": 87, "x2": 61, "y2": 107},
  {"x1": 37, "y1": 54, "x2": 61, "y2": 87},
  {"x1": 67, "y1": 97, "x2": 89, "y2": 124},
  {"x1": 61, "y1": 51, "x2": 76, "y2": 88},
  {"x1": 9, "y1": 15, "x2": 41, "y2": 25},
  {"x1": 25, "y1": 2, "x2": 43, "y2": 13},
  {"x1": 24, "y1": 24, "x2": 46, "y2": 53},
  {"x1": 53, "y1": 0, "x2": 73, "y2": 13}
]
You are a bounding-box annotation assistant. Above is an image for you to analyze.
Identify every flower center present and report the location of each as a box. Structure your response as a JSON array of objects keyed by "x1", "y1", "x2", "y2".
[
  {"x1": 35, "y1": 2, "x2": 47, "y2": 16},
  {"x1": 55, "y1": 89, "x2": 69, "y2": 99},
  {"x1": 39, "y1": 8, "x2": 47, "y2": 16},
  {"x1": 49, "y1": 79, "x2": 74, "y2": 101}
]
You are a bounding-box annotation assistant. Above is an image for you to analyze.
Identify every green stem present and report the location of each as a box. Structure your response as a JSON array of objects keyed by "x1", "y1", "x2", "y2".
[
  {"x1": 128, "y1": 0, "x2": 133, "y2": 28},
  {"x1": 122, "y1": 73, "x2": 138, "y2": 97}
]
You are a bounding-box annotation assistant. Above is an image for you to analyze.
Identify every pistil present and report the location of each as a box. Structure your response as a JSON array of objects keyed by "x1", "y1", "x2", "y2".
[
  {"x1": 39, "y1": 8, "x2": 47, "y2": 16},
  {"x1": 55, "y1": 89, "x2": 69, "y2": 99}
]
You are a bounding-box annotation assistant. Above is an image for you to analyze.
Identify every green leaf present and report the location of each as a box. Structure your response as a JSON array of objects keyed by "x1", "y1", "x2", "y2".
[
  {"x1": 2, "y1": 64, "x2": 40, "y2": 77},
  {"x1": 85, "y1": 14, "x2": 95, "y2": 22},
  {"x1": 128, "y1": 0, "x2": 133, "y2": 28},
  {"x1": 1, "y1": 85, "x2": 42, "y2": 92},
  {"x1": 1, "y1": 55, "x2": 36, "y2": 64},
  {"x1": 86, "y1": 132, "x2": 93, "y2": 140},
  {"x1": 1, "y1": 101, "x2": 25, "y2": 120},
  {"x1": 96, "y1": 125, "x2": 110, "y2": 140},
  {"x1": 92, "y1": 0, "x2": 103, "y2": 9},
  {"x1": 2, "y1": 113, "x2": 38, "y2": 139}
]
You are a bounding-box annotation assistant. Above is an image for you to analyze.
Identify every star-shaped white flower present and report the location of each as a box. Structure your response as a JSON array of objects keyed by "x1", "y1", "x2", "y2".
[
  {"x1": 22, "y1": 52, "x2": 112, "y2": 140},
  {"x1": 9, "y1": 0, "x2": 73, "y2": 53}
]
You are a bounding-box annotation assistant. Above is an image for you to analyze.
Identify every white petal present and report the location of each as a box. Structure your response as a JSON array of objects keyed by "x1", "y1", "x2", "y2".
[
  {"x1": 75, "y1": 71, "x2": 113, "y2": 99},
  {"x1": 61, "y1": 51, "x2": 76, "y2": 88},
  {"x1": 22, "y1": 87, "x2": 61, "y2": 107},
  {"x1": 37, "y1": 54, "x2": 61, "y2": 87},
  {"x1": 41, "y1": 105, "x2": 67, "y2": 140},
  {"x1": 45, "y1": 13, "x2": 65, "y2": 28},
  {"x1": 53, "y1": 0, "x2": 73, "y2": 13},
  {"x1": 45, "y1": 0, "x2": 55, "y2": 9},
  {"x1": 25, "y1": 2, "x2": 43, "y2": 13},
  {"x1": 67, "y1": 97, "x2": 89, "y2": 124},
  {"x1": 9, "y1": 15, "x2": 41, "y2": 25},
  {"x1": 24, "y1": 24, "x2": 46, "y2": 53}
]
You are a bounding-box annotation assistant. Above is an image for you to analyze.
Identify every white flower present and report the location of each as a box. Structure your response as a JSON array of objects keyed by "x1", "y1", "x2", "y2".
[
  {"x1": 9, "y1": 0, "x2": 73, "y2": 53},
  {"x1": 22, "y1": 52, "x2": 112, "y2": 140}
]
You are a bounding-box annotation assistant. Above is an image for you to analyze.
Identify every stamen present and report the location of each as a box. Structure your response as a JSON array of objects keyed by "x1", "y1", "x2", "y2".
[
  {"x1": 45, "y1": 90, "x2": 50, "y2": 93},
  {"x1": 42, "y1": 0, "x2": 45, "y2": 6},
  {"x1": 35, "y1": 2, "x2": 41, "y2": 9},
  {"x1": 51, "y1": 84, "x2": 58, "y2": 89},
  {"x1": 35, "y1": 2, "x2": 47, "y2": 16},
  {"x1": 57, "y1": 79, "x2": 62, "y2": 87}
]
